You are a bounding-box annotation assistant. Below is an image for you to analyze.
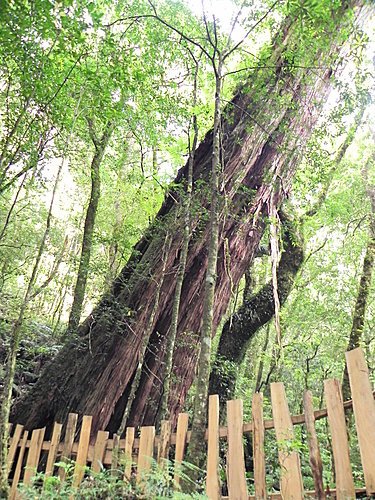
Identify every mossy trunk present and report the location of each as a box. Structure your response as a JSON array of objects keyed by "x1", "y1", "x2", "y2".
[
  {"x1": 209, "y1": 209, "x2": 304, "y2": 403},
  {"x1": 12, "y1": 5, "x2": 360, "y2": 434},
  {"x1": 67, "y1": 120, "x2": 114, "y2": 333}
]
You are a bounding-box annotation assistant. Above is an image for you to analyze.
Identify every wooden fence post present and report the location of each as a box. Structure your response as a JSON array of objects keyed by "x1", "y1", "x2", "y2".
[
  {"x1": 91, "y1": 430, "x2": 109, "y2": 473},
  {"x1": 271, "y1": 382, "x2": 304, "y2": 499},
  {"x1": 346, "y1": 348, "x2": 375, "y2": 495},
  {"x1": 252, "y1": 393, "x2": 266, "y2": 500},
  {"x1": 174, "y1": 413, "x2": 189, "y2": 487},
  {"x1": 44, "y1": 422, "x2": 62, "y2": 478},
  {"x1": 23, "y1": 427, "x2": 46, "y2": 485},
  {"x1": 137, "y1": 426, "x2": 155, "y2": 485},
  {"x1": 157, "y1": 420, "x2": 171, "y2": 466},
  {"x1": 227, "y1": 399, "x2": 247, "y2": 499},
  {"x1": 303, "y1": 390, "x2": 325, "y2": 499},
  {"x1": 206, "y1": 394, "x2": 220, "y2": 500},
  {"x1": 58, "y1": 412, "x2": 78, "y2": 481},
  {"x1": 123, "y1": 427, "x2": 135, "y2": 481},
  {"x1": 7, "y1": 424, "x2": 23, "y2": 475},
  {"x1": 72, "y1": 415, "x2": 92, "y2": 487},
  {"x1": 10, "y1": 430, "x2": 29, "y2": 500},
  {"x1": 324, "y1": 379, "x2": 355, "y2": 499}
]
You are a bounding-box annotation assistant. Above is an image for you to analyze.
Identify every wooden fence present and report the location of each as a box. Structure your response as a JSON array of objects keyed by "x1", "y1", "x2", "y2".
[{"x1": 6, "y1": 347, "x2": 375, "y2": 499}]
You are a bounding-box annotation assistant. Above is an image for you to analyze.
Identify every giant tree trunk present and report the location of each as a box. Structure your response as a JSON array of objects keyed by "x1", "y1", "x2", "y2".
[
  {"x1": 12, "y1": 5, "x2": 361, "y2": 434},
  {"x1": 209, "y1": 209, "x2": 304, "y2": 403}
]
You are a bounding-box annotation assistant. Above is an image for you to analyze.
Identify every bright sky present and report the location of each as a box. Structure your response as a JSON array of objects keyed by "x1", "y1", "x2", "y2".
[{"x1": 185, "y1": 0, "x2": 249, "y2": 41}]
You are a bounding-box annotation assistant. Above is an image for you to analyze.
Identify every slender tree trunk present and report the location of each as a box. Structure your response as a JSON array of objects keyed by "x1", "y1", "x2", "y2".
[
  {"x1": 67, "y1": 120, "x2": 114, "y2": 333},
  {"x1": 0, "y1": 174, "x2": 27, "y2": 242},
  {"x1": 187, "y1": 56, "x2": 223, "y2": 469},
  {"x1": 342, "y1": 163, "x2": 375, "y2": 400},
  {"x1": 156, "y1": 62, "x2": 199, "y2": 429},
  {"x1": 0, "y1": 161, "x2": 63, "y2": 496},
  {"x1": 12, "y1": 4, "x2": 363, "y2": 434}
]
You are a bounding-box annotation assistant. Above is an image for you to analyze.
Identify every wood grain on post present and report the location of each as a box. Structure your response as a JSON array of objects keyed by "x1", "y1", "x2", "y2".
[
  {"x1": 72, "y1": 415, "x2": 92, "y2": 487},
  {"x1": 24, "y1": 427, "x2": 46, "y2": 485},
  {"x1": 58, "y1": 412, "x2": 78, "y2": 481},
  {"x1": 91, "y1": 430, "x2": 109, "y2": 473},
  {"x1": 157, "y1": 420, "x2": 171, "y2": 466},
  {"x1": 10, "y1": 430, "x2": 29, "y2": 500},
  {"x1": 7, "y1": 424, "x2": 24, "y2": 474},
  {"x1": 137, "y1": 426, "x2": 155, "y2": 484},
  {"x1": 174, "y1": 413, "x2": 189, "y2": 487},
  {"x1": 44, "y1": 422, "x2": 62, "y2": 478},
  {"x1": 206, "y1": 395, "x2": 220, "y2": 500},
  {"x1": 303, "y1": 390, "x2": 325, "y2": 499},
  {"x1": 346, "y1": 348, "x2": 375, "y2": 495},
  {"x1": 271, "y1": 382, "x2": 304, "y2": 499},
  {"x1": 124, "y1": 427, "x2": 135, "y2": 481},
  {"x1": 252, "y1": 393, "x2": 266, "y2": 500},
  {"x1": 227, "y1": 399, "x2": 247, "y2": 499},
  {"x1": 324, "y1": 379, "x2": 355, "y2": 499},
  {"x1": 111, "y1": 433, "x2": 120, "y2": 475}
]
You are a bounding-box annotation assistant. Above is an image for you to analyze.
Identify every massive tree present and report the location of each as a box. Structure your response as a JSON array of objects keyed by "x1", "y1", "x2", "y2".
[{"x1": 12, "y1": 0, "x2": 364, "y2": 434}]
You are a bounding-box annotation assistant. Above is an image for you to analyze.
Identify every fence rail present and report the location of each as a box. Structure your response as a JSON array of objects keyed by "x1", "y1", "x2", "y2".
[{"x1": 7, "y1": 347, "x2": 375, "y2": 499}]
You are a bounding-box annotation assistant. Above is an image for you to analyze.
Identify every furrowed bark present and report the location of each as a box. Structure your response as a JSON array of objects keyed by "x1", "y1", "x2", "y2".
[
  {"x1": 12, "y1": 3, "x2": 362, "y2": 434},
  {"x1": 209, "y1": 209, "x2": 304, "y2": 403}
]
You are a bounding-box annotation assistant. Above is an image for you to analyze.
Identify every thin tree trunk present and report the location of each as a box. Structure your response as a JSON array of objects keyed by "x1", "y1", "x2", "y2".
[
  {"x1": 187, "y1": 55, "x2": 223, "y2": 470},
  {"x1": 67, "y1": 120, "x2": 114, "y2": 333},
  {"x1": 342, "y1": 161, "x2": 375, "y2": 400},
  {"x1": 0, "y1": 160, "x2": 63, "y2": 496},
  {"x1": 156, "y1": 61, "x2": 199, "y2": 429}
]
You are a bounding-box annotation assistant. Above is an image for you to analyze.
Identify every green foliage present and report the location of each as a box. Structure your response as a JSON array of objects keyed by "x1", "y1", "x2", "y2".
[{"x1": 17, "y1": 458, "x2": 207, "y2": 499}]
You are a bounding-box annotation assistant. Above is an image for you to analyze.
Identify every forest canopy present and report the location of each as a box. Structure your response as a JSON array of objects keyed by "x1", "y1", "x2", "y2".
[{"x1": 0, "y1": 0, "x2": 375, "y2": 496}]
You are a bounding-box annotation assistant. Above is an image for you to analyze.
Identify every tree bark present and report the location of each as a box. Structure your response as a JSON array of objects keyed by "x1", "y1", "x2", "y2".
[
  {"x1": 342, "y1": 161, "x2": 375, "y2": 400},
  {"x1": 0, "y1": 161, "x2": 63, "y2": 496},
  {"x1": 67, "y1": 120, "x2": 114, "y2": 333},
  {"x1": 209, "y1": 208, "x2": 304, "y2": 403},
  {"x1": 12, "y1": 5, "x2": 361, "y2": 434}
]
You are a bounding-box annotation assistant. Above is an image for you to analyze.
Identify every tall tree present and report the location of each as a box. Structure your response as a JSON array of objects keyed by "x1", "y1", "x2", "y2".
[
  {"x1": 12, "y1": 0, "x2": 365, "y2": 435},
  {"x1": 67, "y1": 120, "x2": 114, "y2": 333}
]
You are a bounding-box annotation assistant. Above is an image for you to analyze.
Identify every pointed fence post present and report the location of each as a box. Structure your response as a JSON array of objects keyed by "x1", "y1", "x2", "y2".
[
  {"x1": 58, "y1": 412, "x2": 78, "y2": 481},
  {"x1": 44, "y1": 422, "x2": 62, "y2": 478},
  {"x1": 10, "y1": 430, "x2": 29, "y2": 500},
  {"x1": 206, "y1": 394, "x2": 220, "y2": 500},
  {"x1": 91, "y1": 430, "x2": 109, "y2": 473},
  {"x1": 252, "y1": 393, "x2": 266, "y2": 500},
  {"x1": 23, "y1": 427, "x2": 46, "y2": 485},
  {"x1": 174, "y1": 413, "x2": 189, "y2": 487},
  {"x1": 271, "y1": 382, "x2": 304, "y2": 499},
  {"x1": 123, "y1": 427, "x2": 135, "y2": 481},
  {"x1": 137, "y1": 426, "x2": 155, "y2": 485},
  {"x1": 303, "y1": 390, "x2": 325, "y2": 499},
  {"x1": 346, "y1": 348, "x2": 375, "y2": 495},
  {"x1": 72, "y1": 415, "x2": 92, "y2": 487},
  {"x1": 7, "y1": 424, "x2": 23, "y2": 475},
  {"x1": 227, "y1": 399, "x2": 247, "y2": 499},
  {"x1": 157, "y1": 420, "x2": 171, "y2": 466},
  {"x1": 324, "y1": 379, "x2": 355, "y2": 499}
]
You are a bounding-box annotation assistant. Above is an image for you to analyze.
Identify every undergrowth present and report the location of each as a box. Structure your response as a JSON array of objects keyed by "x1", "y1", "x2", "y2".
[{"x1": 17, "y1": 458, "x2": 207, "y2": 499}]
